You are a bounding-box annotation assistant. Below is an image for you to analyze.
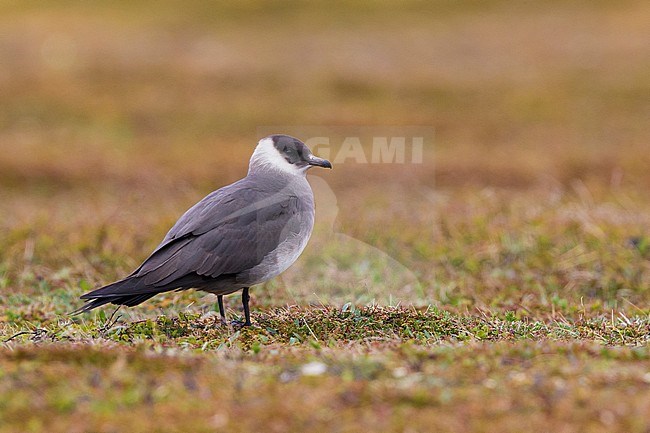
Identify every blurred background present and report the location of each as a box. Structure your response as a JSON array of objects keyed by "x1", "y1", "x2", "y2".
[{"x1": 1, "y1": 0, "x2": 649, "y2": 317}]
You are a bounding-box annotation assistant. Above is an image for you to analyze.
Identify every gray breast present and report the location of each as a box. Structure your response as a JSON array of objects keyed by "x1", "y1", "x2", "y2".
[
  {"x1": 237, "y1": 185, "x2": 315, "y2": 286},
  {"x1": 98, "y1": 170, "x2": 318, "y2": 298}
]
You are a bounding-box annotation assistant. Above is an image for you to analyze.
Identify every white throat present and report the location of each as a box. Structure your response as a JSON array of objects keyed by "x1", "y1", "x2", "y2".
[{"x1": 248, "y1": 137, "x2": 306, "y2": 176}]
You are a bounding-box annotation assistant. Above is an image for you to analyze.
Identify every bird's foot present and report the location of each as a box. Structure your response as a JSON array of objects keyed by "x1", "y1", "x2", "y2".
[{"x1": 230, "y1": 319, "x2": 252, "y2": 329}]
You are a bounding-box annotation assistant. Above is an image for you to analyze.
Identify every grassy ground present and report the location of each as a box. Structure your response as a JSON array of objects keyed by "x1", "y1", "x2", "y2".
[{"x1": 1, "y1": 0, "x2": 650, "y2": 431}]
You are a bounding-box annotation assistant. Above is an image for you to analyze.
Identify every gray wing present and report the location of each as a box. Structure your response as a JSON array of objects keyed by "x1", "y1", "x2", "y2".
[
  {"x1": 84, "y1": 178, "x2": 303, "y2": 298},
  {"x1": 138, "y1": 177, "x2": 302, "y2": 283}
]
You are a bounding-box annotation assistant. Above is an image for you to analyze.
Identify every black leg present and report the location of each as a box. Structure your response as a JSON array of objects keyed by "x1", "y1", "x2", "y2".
[
  {"x1": 217, "y1": 295, "x2": 226, "y2": 324},
  {"x1": 242, "y1": 287, "x2": 251, "y2": 326}
]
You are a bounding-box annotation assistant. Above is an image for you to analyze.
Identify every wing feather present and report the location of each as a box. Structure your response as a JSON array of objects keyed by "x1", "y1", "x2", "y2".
[{"x1": 80, "y1": 176, "x2": 307, "y2": 301}]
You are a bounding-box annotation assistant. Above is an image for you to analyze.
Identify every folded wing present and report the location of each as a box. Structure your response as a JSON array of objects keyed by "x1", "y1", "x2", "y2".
[{"x1": 75, "y1": 178, "x2": 301, "y2": 312}]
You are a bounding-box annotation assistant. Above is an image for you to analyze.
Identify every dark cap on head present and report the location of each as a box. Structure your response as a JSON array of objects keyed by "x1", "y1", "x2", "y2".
[{"x1": 270, "y1": 134, "x2": 332, "y2": 169}]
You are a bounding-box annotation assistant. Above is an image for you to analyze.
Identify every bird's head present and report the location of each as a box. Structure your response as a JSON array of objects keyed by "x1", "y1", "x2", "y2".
[{"x1": 249, "y1": 135, "x2": 332, "y2": 176}]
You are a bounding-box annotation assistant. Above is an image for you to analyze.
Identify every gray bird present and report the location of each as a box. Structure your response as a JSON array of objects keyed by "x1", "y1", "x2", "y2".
[{"x1": 74, "y1": 135, "x2": 332, "y2": 326}]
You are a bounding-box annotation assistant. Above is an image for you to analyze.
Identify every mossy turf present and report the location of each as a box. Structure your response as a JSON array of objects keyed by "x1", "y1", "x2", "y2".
[
  {"x1": 3, "y1": 307, "x2": 650, "y2": 432},
  {"x1": 2, "y1": 0, "x2": 650, "y2": 431},
  {"x1": 4, "y1": 306, "x2": 650, "y2": 349},
  {"x1": 3, "y1": 325, "x2": 650, "y2": 432}
]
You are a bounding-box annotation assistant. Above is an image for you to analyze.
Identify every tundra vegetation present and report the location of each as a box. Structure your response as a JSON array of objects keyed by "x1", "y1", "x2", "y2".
[{"x1": 1, "y1": 1, "x2": 650, "y2": 431}]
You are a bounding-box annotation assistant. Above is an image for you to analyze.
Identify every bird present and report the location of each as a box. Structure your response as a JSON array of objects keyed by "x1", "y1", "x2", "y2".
[{"x1": 74, "y1": 134, "x2": 332, "y2": 326}]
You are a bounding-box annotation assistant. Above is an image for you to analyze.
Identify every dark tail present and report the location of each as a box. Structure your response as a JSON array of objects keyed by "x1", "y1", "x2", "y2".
[
  {"x1": 71, "y1": 272, "x2": 216, "y2": 315},
  {"x1": 71, "y1": 277, "x2": 158, "y2": 315},
  {"x1": 71, "y1": 293, "x2": 158, "y2": 315}
]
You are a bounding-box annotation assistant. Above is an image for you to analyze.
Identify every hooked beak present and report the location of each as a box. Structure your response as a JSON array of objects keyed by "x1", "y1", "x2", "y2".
[{"x1": 307, "y1": 155, "x2": 332, "y2": 169}]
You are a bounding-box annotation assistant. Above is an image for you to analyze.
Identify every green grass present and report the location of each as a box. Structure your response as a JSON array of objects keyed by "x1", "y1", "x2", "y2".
[
  {"x1": 1, "y1": 0, "x2": 650, "y2": 431},
  {"x1": 3, "y1": 337, "x2": 650, "y2": 432},
  {"x1": 4, "y1": 306, "x2": 650, "y2": 349}
]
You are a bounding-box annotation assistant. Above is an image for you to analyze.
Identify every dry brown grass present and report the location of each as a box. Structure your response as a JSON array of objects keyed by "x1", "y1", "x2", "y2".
[{"x1": 1, "y1": 1, "x2": 650, "y2": 431}]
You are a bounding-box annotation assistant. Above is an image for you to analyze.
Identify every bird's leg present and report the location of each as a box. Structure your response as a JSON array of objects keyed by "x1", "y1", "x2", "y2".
[
  {"x1": 242, "y1": 287, "x2": 251, "y2": 326},
  {"x1": 217, "y1": 295, "x2": 226, "y2": 325},
  {"x1": 229, "y1": 288, "x2": 252, "y2": 328}
]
